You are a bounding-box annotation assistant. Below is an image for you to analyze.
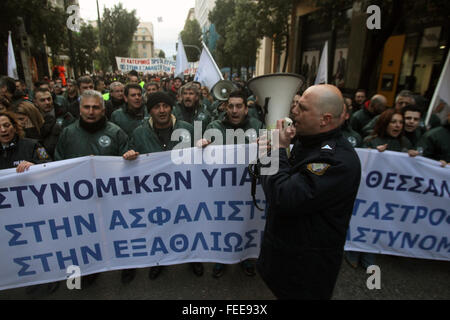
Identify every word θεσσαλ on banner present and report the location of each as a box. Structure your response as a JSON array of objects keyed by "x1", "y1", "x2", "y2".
[
  {"x1": 0, "y1": 146, "x2": 448, "y2": 290},
  {"x1": 346, "y1": 149, "x2": 450, "y2": 261},
  {"x1": 115, "y1": 57, "x2": 176, "y2": 74}
]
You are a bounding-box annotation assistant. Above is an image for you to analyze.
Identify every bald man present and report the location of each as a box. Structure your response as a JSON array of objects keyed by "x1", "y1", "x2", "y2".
[
  {"x1": 257, "y1": 84, "x2": 362, "y2": 300},
  {"x1": 350, "y1": 94, "x2": 387, "y2": 136}
]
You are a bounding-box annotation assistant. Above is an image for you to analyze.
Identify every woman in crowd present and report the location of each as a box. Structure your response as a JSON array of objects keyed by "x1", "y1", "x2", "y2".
[
  {"x1": 363, "y1": 108, "x2": 412, "y2": 152},
  {"x1": 346, "y1": 108, "x2": 412, "y2": 269},
  {"x1": 0, "y1": 111, "x2": 51, "y2": 172},
  {"x1": 201, "y1": 86, "x2": 214, "y2": 104},
  {"x1": 12, "y1": 101, "x2": 45, "y2": 140}
]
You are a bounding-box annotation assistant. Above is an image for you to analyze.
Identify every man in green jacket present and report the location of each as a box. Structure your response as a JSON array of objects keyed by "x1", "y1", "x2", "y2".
[
  {"x1": 110, "y1": 83, "x2": 148, "y2": 136},
  {"x1": 129, "y1": 91, "x2": 194, "y2": 153},
  {"x1": 54, "y1": 90, "x2": 137, "y2": 286},
  {"x1": 198, "y1": 90, "x2": 263, "y2": 278},
  {"x1": 202, "y1": 90, "x2": 264, "y2": 146},
  {"x1": 402, "y1": 104, "x2": 423, "y2": 149},
  {"x1": 172, "y1": 82, "x2": 212, "y2": 134},
  {"x1": 350, "y1": 94, "x2": 387, "y2": 137},
  {"x1": 341, "y1": 100, "x2": 362, "y2": 148},
  {"x1": 124, "y1": 91, "x2": 202, "y2": 281},
  {"x1": 54, "y1": 90, "x2": 131, "y2": 160},
  {"x1": 417, "y1": 112, "x2": 450, "y2": 167}
]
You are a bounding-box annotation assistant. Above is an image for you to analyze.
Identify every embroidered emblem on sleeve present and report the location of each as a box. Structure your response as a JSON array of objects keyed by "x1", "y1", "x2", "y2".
[
  {"x1": 37, "y1": 147, "x2": 49, "y2": 160},
  {"x1": 306, "y1": 163, "x2": 330, "y2": 176}
]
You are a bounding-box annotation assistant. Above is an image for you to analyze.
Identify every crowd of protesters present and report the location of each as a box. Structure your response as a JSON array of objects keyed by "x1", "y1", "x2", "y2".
[{"x1": 0, "y1": 69, "x2": 448, "y2": 295}]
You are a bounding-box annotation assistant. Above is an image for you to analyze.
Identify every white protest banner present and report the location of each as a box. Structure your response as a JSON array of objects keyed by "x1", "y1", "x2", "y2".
[
  {"x1": 0, "y1": 146, "x2": 448, "y2": 291},
  {"x1": 0, "y1": 146, "x2": 266, "y2": 291},
  {"x1": 115, "y1": 57, "x2": 176, "y2": 74},
  {"x1": 345, "y1": 149, "x2": 450, "y2": 261}
]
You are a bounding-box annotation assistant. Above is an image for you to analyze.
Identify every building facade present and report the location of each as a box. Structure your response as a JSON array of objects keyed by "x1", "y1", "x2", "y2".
[
  {"x1": 256, "y1": 0, "x2": 449, "y2": 107},
  {"x1": 130, "y1": 22, "x2": 155, "y2": 59},
  {"x1": 195, "y1": 0, "x2": 218, "y2": 52}
]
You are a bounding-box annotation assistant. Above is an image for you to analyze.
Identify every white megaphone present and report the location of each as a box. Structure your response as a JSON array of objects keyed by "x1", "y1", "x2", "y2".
[
  {"x1": 211, "y1": 80, "x2": 237, "y2": 101},
  {"x1": 248, "y1": 73, "x2": 304, "y2": 129}
]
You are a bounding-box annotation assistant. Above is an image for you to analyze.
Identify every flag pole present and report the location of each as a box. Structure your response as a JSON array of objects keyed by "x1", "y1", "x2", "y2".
[{"x1": 425, "y1": 50, "x2": 450, "y2": 127}]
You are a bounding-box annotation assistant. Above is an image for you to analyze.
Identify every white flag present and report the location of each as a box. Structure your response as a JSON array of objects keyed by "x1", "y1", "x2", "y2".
[
  {"x1": 7, "y1": 31, "x2": 18, "y2": 79},
  {"x1": 194, "y1": 42, "x2": 223, "y2": 89},
  {"x1": 425, "y1": 51, "x2": 450, "y2": 126},
  {"x1": 175, "y1": 37, "x2": 189, "y2": 78},
  {"x1": 315, "y1": 41, "x2": 328, "y2": 85}
]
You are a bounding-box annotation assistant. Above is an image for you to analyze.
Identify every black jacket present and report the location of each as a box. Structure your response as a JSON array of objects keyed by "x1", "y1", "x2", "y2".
[
  {"x1": 105, "y1": 97, "x2": 125, "y2": 120},
  {"x1": 257, "y1": 128, "x2": 361, "y2": 299},
  {"x1": 40, "y1": 112, "x2": 76, "y2": 158},
  {"x1": 0, "y1": 136, "x2": 51, "y2": 170}
]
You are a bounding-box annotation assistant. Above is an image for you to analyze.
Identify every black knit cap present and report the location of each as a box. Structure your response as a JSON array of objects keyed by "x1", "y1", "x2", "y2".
[{"x1": 146, "y1": 91, "x2": 174, "y2": 111}]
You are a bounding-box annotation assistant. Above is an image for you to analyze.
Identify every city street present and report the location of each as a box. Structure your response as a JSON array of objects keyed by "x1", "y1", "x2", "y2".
[{"x1": 0, "y1": 254, "x2": 448, "y2": 300}]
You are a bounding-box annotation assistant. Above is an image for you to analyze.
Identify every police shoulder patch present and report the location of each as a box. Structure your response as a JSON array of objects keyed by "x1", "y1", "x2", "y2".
[
  {"x1": 306, "y1": 163, "x2": 330, "y2": 176},
  {"x1": 37, "y1": 147, "x2": 49, "y2": 160}
]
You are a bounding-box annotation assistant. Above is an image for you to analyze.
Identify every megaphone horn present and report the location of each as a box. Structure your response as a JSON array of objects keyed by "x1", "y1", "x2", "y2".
[
  {"x1": 211, "y1": 80, "x2": 237, "y2": 101},
  {"x1": 248, "y1": 73, "x2": 304, "y2": 129}
]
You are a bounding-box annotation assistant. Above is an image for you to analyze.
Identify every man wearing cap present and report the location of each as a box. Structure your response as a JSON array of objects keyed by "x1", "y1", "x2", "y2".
[
  {"x1": 110, "y1": 84, "x2": 148, "y2": 136},
  {"x1": 123, "y1": 91, "x2": 200, "y2": 281},
  {"x1": 129, "y1": 91, "x2": 194, "y2": 153}
]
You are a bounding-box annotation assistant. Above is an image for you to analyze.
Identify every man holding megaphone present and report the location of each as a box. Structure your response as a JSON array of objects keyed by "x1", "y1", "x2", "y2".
[{"x1": 256, "y1": 84, "x2": 362, "y2": 300}]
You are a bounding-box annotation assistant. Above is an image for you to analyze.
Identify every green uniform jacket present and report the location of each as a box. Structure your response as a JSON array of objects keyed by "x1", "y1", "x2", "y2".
[
  {"x1": 363, "y1": 135, "x2": 412, "y2": 152},
  {"x1": 172, "y1": 102, "x2": 212, "y2": 134},
  {"x1": 110, "y1": 105, "x2": 148, "y2": 136},
  {"x1": 404, "y1": 129, "x2": 422, "y2": 149},
  {"x1": 206, "y1": 115, "x2": 264, "y2": 145},
  {"x1": 54, "y1": 120, "x2": 130, "y2": 160},
  {"x1": 206, "y1": 99, "x2": 219, "y2": 115},
  {"x1": 130, "y1": 115, "x2": 194, "y2": 154},
  {"x1": 341, "y1": 123, "x2": 363, "y2": 148},
  {"x1": 350, "y1": 108, "x2": 375, "y2": 137},
  {"x1": 417, "y1": 123, "x2": 450, "y2": 162},
  {"x1": 40, "y1": 111, "x2": 76, "y2": 158}
]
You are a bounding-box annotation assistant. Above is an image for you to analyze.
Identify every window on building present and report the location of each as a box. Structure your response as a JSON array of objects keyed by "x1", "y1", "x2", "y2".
[{"x1": 142, "y1": 44, "x2": 146, "y2": 49}]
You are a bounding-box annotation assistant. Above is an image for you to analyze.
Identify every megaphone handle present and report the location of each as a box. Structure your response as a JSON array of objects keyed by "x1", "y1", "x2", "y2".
[
  {"x1": 249, "y1": 162, "x2": 264, "y2": 212},
  {"x1": 263, "y1": 97, "x2": 270, "y2": 115}
]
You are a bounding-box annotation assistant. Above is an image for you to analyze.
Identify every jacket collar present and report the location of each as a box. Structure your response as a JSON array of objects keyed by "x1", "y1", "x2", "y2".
[
  {"x1": 222, "y1": 114, "x2": 250, "y2": 129},
  {"x1": 297, "y1": 127, "x2": 342, "y2": 148},
  {"x1": 149, "y1": 114, "x2": 176, "y2": 130}
]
